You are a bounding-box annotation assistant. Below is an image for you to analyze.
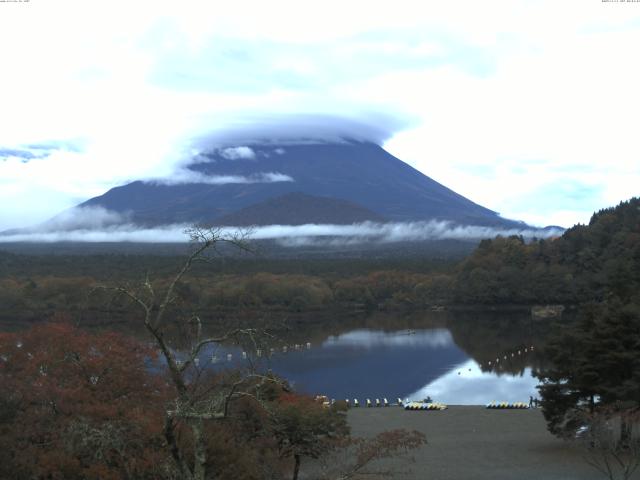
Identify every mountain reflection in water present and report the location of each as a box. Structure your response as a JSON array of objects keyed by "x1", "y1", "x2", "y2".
[{"x1": 208, "y1": 327, "x2": 540, "y2": 404}]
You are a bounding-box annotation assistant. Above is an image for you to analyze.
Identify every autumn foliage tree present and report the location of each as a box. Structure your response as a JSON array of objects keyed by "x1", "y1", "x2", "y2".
[
  {"x1": 0, "y1": 322, "x2": 169, "y2": 480},
  {"x1": 270, "y1": 394, "x2": 349, "y2": 480},
  {"x1": 0, "y1": 228, "x2": 431, "y2": 480},
  {"x1": 101, "y1": 227, "x2": 290, "y2": 480}
]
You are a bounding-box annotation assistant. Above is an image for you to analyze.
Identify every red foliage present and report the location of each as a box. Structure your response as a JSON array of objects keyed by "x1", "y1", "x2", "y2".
[{"x1": 0, "y1": 322, "x2": 170, "y2": 479}]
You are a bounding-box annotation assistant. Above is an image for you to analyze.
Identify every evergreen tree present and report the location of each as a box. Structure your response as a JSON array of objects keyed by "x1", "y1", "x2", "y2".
[{"x1": 536, "y1": 298, "x2": 640, "y2": 438}]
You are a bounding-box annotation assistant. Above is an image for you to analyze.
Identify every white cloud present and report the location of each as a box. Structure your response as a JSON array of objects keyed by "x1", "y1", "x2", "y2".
[
  {"x1": 0, "y1": 0, "x2": 638, "y2": 229},
  {"x1": 409, "y1": 360, "x2": 540, "y2": 405},
  {"x1": 323, "y1": 329, "x2": 454, "y2": 350},
  {"x1": 0, "y1": 226, "x2": 190, "y2": 244},
  {"x1": 259, "y1": 221, "x2": 563, "y2": 246},
  {"x1": 149, "y1": 171, "x2": 293, "y2": 185},
  {"x1": 192, "y1": 113, "x2": 410, "y2": 148},
  {"x1": 0, "y1": 215, "x2": 563, "y2": 244},
  {"x1": 41, "y1": 206, "x2": 129, "y2": 232},
  {"x1": 219, "y1": 146, "x2": 255, "y2": 160}
]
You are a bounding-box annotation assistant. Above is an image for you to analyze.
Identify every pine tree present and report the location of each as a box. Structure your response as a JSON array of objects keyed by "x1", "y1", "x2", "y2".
[{"x1": 536, "y1": 298, "x2": 640, "y2": 438}]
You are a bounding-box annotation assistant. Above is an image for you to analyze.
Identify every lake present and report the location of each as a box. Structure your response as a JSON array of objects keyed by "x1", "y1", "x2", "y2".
[
  {"x1": 199, "y1": 311, "x2": 546, "y2": 405},
  {"x1": 1, "y1": 309, "x2": 547, "y2": 405}
]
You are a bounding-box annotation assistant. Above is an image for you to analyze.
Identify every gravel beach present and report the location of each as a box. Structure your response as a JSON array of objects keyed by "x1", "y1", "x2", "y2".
[{"x1": 348, "y1": 406, "x2": 638, "y2": 480}]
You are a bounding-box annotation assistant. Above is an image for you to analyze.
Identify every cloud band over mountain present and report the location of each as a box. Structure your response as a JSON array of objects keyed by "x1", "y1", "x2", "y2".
[
  {"x1": 0, "y1": 207, "x2": 563, "y2": 244},
  {"x1": 191, "y1": 113, "x2": 412, "y2": 149},
  {"x1": 148, "y1": 171, "x2": 294, "y2": 186}
]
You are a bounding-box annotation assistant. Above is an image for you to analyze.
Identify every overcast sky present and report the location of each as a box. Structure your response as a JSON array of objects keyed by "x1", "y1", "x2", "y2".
[{"x1": 1, "y1": 0, "x2": 639, "y2": 230}]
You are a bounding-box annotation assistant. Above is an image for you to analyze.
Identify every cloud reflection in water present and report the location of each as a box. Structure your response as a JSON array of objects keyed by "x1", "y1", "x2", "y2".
[
  {"x1": 409, "y1": 359, "x2": 540, "y2": 405},
  {"x1": 201, "y1": 328, "x2": 538, "y2": 403},
  {"x1": 322, "y1": 328, "x2": 454, "y2": 350}
]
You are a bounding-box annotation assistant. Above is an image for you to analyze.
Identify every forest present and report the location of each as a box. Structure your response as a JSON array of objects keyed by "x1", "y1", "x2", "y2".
[
  {"x1": 0, "y1": 322, "x2": 425, "y2": 479},
  {"x1": 1, "y1": 198, "x2": 638, "y2": 325},
  {"x1": 1, "y1": 198, "x2": 639, "y2": 479}
]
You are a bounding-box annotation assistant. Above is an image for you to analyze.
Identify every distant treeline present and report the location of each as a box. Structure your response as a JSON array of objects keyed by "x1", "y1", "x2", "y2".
[
  {"x1": 0, "y1": 249, "x2": 460, "y2": 322},
  {"x1": 1, "y1": 198, "x2": 638, "y2": 323},
  {"x1": 454, "y1": 197, "x2": 640, "y2": 305}
]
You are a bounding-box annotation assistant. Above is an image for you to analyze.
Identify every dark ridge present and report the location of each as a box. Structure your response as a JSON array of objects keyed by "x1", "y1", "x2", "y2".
[
  {"x1": 213, "y1": 192, "x2": 386, "y2": 226},
  {"x1": 78, "y1": 140, "x2": 525, "y2": 228}
]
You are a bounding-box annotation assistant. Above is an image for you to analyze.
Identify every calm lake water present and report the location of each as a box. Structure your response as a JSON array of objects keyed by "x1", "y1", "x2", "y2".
[
  {"x1": 2, "y1": 310, "x2": 545, "y2": 405},
  {"x1": 203, "y1": 318, "x2": 543, "y2": 405}
]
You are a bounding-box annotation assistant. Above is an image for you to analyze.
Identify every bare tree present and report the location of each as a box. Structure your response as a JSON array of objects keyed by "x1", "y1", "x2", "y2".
[
  {"x1": 98, "y1": 226, "x2": 278, "y2": 480},
  {"x1": 578, "y1": 407, "x2": 640, "y2": 480},
  {"x1": 307, "y1": 429, "x2": 427, "y2": 480},
  {"x1": 96, "y1": 226, "x2": 426, "y2": 480}
]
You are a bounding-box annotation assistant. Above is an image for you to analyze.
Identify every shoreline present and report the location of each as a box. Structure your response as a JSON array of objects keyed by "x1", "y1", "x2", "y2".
[{"x1": 347, "y1": 406, "x2": 627, "y2": 480}]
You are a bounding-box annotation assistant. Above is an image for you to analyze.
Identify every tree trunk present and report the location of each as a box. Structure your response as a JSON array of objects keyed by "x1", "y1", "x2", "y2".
[
  {"x1": 292, "y1": 454, "x2": 301, "y2": 480},
  {"x1": 620, "y1": 417, "x2": 631, "y2": 447},
  {"x1": 164, "y1": 415, "x2": 193, "y2": 480},
  {"x1": 191, "y1": 418, "x2": 207, "y2": 480}
]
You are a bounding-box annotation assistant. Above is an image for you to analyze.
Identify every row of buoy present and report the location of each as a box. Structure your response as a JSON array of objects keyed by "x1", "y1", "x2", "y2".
[
  {"x1": 404, "y1": 402, "x2": 448, "y2": 411},
  {"x1": 480, "y1": 345, "x2": 535, "y2": 369},
  {"x1": 486, "y1": 401, "x2": 529, "y2": 409},
  {"x1": 256, "y1": 342, "x2": 313, "y2": 357},
  {"x1": 347, "y1": 398, "x2": 391, "y2": 408},
  {"x1": 203, "y1": 343, "x2": 535, "y2": 366},
  {"x1": 344, "y1": 398, "x2": 448, "y2": 410},
  {"x1": 325, "y1": 398, "x2": 531, "y2": 410},
  {"x1": 208, "y1": 342, "x2": 313, "y2": 363},
  {"x1": 182, "y1": 341, "x2": 535, "y2": 367},
  {"x1": 210, "y1": 353, "x2": 235, "y2": 363}
]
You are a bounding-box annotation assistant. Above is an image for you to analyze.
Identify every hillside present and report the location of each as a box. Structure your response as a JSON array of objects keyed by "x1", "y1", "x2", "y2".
[
  {"x1": 213, "y1": 192, "x2": 386, "y2": 226},
  {"x1": 451, "y1": 197, "x2": 640, "y2": 304},
  {"x1": 79, "y1": 140, "x2": 525, "y2": 228}
]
